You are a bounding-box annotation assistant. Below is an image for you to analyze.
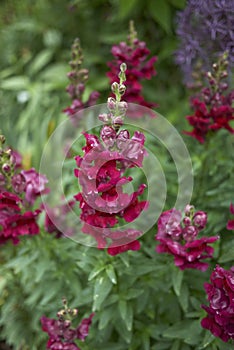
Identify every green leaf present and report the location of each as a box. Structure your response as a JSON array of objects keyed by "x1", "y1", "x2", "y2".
[
  {"x1": 28, "y1": 49, "x2": 54, "y2": 75},
  {"x1": 88, "y1": 265, "x2": 105, "y2": 281},
  {"x1": 172, "y1": 268, "x2": 184, "y2": 296},
  {"x1": 0, "y1": 76, "x2": 29, "y2": 90},
  {"x1": 148, "y1": 0, "x2": 171, "y2": 33},
  {"x1": 178, "y1": 283, "x2": 189, "y2": 312},
  {"x1": 119, "y1": 0, "x2": 138, "y2": 18},
  {"x1": 168, "y1": 0, "x2": 186, "y2": 9},
  {"x1": 125, "y1": 303, "x2": 133, "y2": 331},
  {"x1": 106, "y1": 264, "x2": 117, "y2": 284},
  {"x1": 119, "y1": 300, "x2": 127, "y2": 320},
  {"x1": 219, "y1": 239, "x2": 234, "y2": 263},
  {"x1": 98, "y1": 306, "x2": 114, "y2": 330},
  {"x1": 163, "y1": 320, "x2": 196, "y2": 339},
  {"x1": 93, "y1": 275, "x2": 113, "y2": 311}
]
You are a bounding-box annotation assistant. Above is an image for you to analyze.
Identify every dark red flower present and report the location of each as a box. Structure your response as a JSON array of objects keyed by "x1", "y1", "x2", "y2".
[
  {"x1": 201, "y1": 265, "x2": 234, "y2": 342},
  {"x1": 155, "y1": 206, "x2": 218, "y2": 271}
]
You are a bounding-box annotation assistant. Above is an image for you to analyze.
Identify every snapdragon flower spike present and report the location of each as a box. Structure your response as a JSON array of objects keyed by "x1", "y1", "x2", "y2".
[
  {"x1": 74, "y1": 64, "x2": 148, "y2": 254},
  {"x1": 0, "y1": 191, "x2": 40, "y2": 245},
  {"x1": 201, "y1": 265, "x2": 234, "y2": 342},
  {"x1": 41, "y1": 300, "x2": 94, "y2": 350},
  {"x1": 227, "y1": 202, "x2": 234, "y2": 230},
  {"x1": 107, "y1": 21, "x2": 157, "y2": 111},
  {"x1": 155, "y1": 206, "x2": 219, "y2": 271},
  {"x1": 184, "y1": 53, "x2": 234, "y2": 143},
  {"x1": 63, "y1": 38, "x2": 100, "y2": 124}
]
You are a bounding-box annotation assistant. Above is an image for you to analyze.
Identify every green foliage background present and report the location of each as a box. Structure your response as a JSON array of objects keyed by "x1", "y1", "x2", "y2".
[{"x1": 0, "y1": 1, "x2": 234, "y2": 350}]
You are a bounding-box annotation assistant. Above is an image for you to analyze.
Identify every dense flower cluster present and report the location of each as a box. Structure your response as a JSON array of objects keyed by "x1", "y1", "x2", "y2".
[
  {"x1": 175, "y1": 0, "x2": 234, "y2": 83},
  {"x1": 201, "y1": 265, "x2": 234, "y2": 342},
  {"x1": 41, "y1": 300, "x2": 94, "y2": 350},
  {"x1": 107, "y1": 21, "x2": 157, "y2": 110},
  {"x1": 74, "y1": 63, "x2": 148, "y2": 254},
  {"x1": 74, "y1": 131, "x2": 148, "y2": 254},
  {"x1": 184, "y1": 53, "x2": 234, "y2": 143},
  {"x1": 63, "y1": 38, "x2": 100, "y2": 124},
  {"x1": 0, "y1": 134, "x2": 48, "y2": 244},
  {"x1": 227, "y1": 202, "x2": 234, "y2": 230},
  {"x1": 155, "y1": 205, "x2": 219, "y2": 271}
]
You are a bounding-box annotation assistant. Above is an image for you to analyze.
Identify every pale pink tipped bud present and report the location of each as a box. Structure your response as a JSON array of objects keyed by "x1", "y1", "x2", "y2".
[
  {"x1": 98, "y1": 113, "x2": 110, "y2": 123},
  {"x1": 184, "y1": 204, "x2": 194, "y2": 216},
  {"x1": 183, "y1": 225, "x2": 198, "y2": 241},
  {"x1": 113, "y1": 116, "x2": 123, "y2": 126},
  {"x1": 183, "y1": 216, "x2": 191, "y2": 226},
  {"x1": 120, "y1": 63, "x2": 127, "y2": 72},
  {"x1": 193, "y1": 211, "x2": 207, "y2": 230},
  {"x1": 119, "y1": 84, "x2": 126, "y2": 95},
  {"x1": 111, "y1": 82, "x2": 119, "y2": 93},
  {"x1": 2, "y1": 163, "x2": 11, "y2": 173},
  {"x1": 100, "y1": 126, "x2": 116, "y2": 148},
  {"x1": 107, "y1": 97, "x2": 116, "y2": 111},
  {"x1": 118, "y1": 101, "x2": 128, "y2": 114}
]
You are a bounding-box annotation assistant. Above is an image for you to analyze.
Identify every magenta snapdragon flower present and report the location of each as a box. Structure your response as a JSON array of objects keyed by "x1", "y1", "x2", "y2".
[
  {"x1": 201, "y1": 265, "x2": 234, "y2": 342},
  {"x1": 41, "y1": 305, "x2": 94, "y2": 350},
  {"x1": 155, "y1": 206, "x2": 219, "y2": 271},
  {"x1": 107, "y1": 21, "x2": 157, "y2": 111},
  {"x1": 74, "y1": 63, "x2": 148, "y2": 255}
]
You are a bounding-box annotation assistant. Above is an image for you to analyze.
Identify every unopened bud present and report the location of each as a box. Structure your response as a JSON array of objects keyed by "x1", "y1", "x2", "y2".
[
  {"x1": 119, "y1": 84, "x2": 126, "y2": 95},
  {"x1": 111, "y1": 82, "x2": 119, "y2": 94},
  {"x1": 2, "y1": 163, "x2": 11, "y2": 173},
  {"x1": 0, "y1": 135, "x2": 5, "y2": 144},
  {"x1": 120, "y1": 63, "x2": 127, "y2": 72},
  {"x1": 107, "y1": 97, "x2": 116, "y2": 111},
  {"x1": 98, "y1": 113, "x2": 110, "y2": 123}
]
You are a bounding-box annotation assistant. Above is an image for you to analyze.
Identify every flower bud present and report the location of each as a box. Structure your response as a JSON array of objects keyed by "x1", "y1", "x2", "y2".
[
  {"x1": 193, "y1": 211, "x2": 207, "y2": 230},
  {"x1": 120, "y1": 63, "x2": 127, "y2": 72},
  {"x1": 117, "y1": 101, "x2": 128, "y2": 115},
  {"x1": 11, "y1": 173, "x2": 26, "y2": 193},
  {"x1": 111, "y1": 82, "x2": 119, "y2": 94},
  {"x1": 2, "y1": 163, "x2": 11, "y2": 173},
  {"x1": 184, "y1": 204, "x2": 194, "y2": 216},
  {"x1": 183, "y1": 216, "x2": 191, "y2": 226},
  {"x1": 0, "y1": 135, "x2": 5, "y2": 144},
  {"x1": 113, "y1": 116, "x2": 123, "y2": 126},
  {"x1": 107, "y1": 97, "x2": 116, "y2": 111},
  {"x1": 119, "y1": 84, "x2": 126, "y2": 95},
  {"x1": 98, "y1": 113, "x2": 110, "y2": 123}
]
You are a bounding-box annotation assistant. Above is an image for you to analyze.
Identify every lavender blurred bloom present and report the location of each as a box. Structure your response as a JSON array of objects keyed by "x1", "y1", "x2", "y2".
[{"x1": 175, "y1": 0, "x2": 234, "y2": 83}]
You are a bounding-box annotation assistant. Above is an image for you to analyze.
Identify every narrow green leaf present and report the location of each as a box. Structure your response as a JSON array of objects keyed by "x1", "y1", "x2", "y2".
[
  {"x1": 98, "y1": 307, "x2": 114, "y2": 330},
  {"x1": 148, "y1": 0, "x2": 171, "y2": 33},
  {"x1": 0, "y1": 76, "x2": 29, "y2": 90},
  {"x1": 93, "y1": 275, "x2": 113, "y2": 311},
  {"x1": 172, "y1": 268, "x2": 184, "y2": 296},
  {"x1": 119, "y1": 0, "x2": 138, "y2": 18},
  {"x1": 125, "y1": 303, "x2": 133, "y2": 331},
  {"x1": 106, "y1": 264, "x2": 117, "y2": 284},
  {"x1": 178, "y1": 283, "x2": 189, "y2": 312},
  {"x1": 28, "y1": 49, "x2": 54, "y2": 75},
  {"x1": 88, "y1": 265, "x2": 105, "y2": 281},
  {"x1": 119, "y1": 300, "x2": 127, "y2": 320}
]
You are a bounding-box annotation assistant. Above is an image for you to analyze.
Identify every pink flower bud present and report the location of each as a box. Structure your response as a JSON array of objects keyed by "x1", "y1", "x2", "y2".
[
  {"x1": 2, "y1": 163, "x2": 11, "y2": 173},
  {"x1": 98, "y1": 113, "x2": 109, "y2": 123},
  {"x1": 107, "y1": 97, "x2": 116, "y2": 111},
  {"x1": 183, "y1": 216, "x2": 191, "y2": 226},
  {"x1": 116, "y1": 129, "x2": 130, "y2": 149},
  {"x1": 184, "y1": 204, "x2": 194, "y2": 216},
  {"x1": 193, "y1": 211, "x2": 207, "y2": 229}
]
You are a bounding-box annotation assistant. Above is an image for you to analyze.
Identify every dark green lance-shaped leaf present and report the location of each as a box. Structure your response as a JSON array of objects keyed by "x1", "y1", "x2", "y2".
[
  {"x1": 28, "y1": 49, "x2": 54, "y2": 75},
  {"x1": 98, "y1": 306, "x2": 115, "y2": 330},
  {"x1": 125, "y1": 303, "x2": 133, "y2": 331},
  {"x1": 93, "y1": 275, "x2": 113, "y2": 311},
  {"x1": 119, "y1": 0, "x2": 139, "y2": 18},
  {"x1": 88, "y1": 265, "x2": 105, "y2": 281},
  {"x1": 148, "y1": 0, "x2": 171, "y2": 33},
  {"x1": 119, "y1": 299, "x2": 127, "y2": 320},
  {"x1": 106, "y1": 264, "x2": 117, "y2": 284},
  {"x1": 219, "y1": 239, "x2": 234, "y2": 263},
  {"x1": 178, "y1": 282, "x2": 189, "y2": 312},
  {"x1": 0, "y1": 76, "x2": 29, "y2": 90},
  {"x1": 172, "y1": 268, "x2": 184, "y2": 296},
  {"x1": 198, "y1": 331, "x2": 215, "y2": 349},
  {"x1": 163, "y1": 320, "x2": 196, "y2": 339}
]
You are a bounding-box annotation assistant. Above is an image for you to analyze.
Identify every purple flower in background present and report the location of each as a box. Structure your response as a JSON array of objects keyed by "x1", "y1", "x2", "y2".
[
  {"x1": 175, "y1": 0, "x2": 234, "y2": 83},
  {"x1": 201, "y1": 265, "x2": 234, "y2": 342},
  {"x1": 21, "y1": 168, "x2": 49, "y2": 205}
]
